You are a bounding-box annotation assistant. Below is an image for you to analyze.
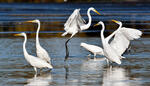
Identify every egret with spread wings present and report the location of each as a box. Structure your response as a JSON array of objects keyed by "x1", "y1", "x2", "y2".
[
  {"x1": 62, "y1": 7, "x2": 100, "y2": 61},
  {"x1": 80, "y1": 20, "x2": 142, "y2": 65}
]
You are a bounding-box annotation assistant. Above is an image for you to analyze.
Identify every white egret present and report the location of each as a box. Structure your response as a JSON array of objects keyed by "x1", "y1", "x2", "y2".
[
  {"x1": 95, "y1": 21, "x2": 121, "y2": 64},
  {"x1": 26, "y1": 20, "x2": 52, "y2": 65},
  {"x1": 80, "y1": 42, "x2": 104, "y2": 60},
  {"x1": 110, "y1": 20, "x2": 142, "y2": 57},
  {"x1": 15, "y1": 33, "x2": 53, "y2": 74},
  {"x1": 62, "y1": 7, "x2": 101, "y2": 61},
  {"x1": 81, "y1": 20, "x2": 142, "y2": 65}
]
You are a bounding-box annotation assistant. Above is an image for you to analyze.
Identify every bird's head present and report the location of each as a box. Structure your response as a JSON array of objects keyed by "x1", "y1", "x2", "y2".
[
  {"x1": 89, "y1": 7, "x2": 101, "y2": 15},
  {"x1": 26, "y1": 19, "x2": 40, "y2": 23},
  {"x1": 14, "y1": 32, "x2": 26, "y2": 37},
  {"x1": 94, "y1": 21, "x2": 104, "y2": 27},
  {"x1": 112, "y1": 20, "x2": 122, "y2": 25}
]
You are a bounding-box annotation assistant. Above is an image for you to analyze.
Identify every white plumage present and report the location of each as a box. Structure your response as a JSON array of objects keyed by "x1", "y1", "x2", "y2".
[
  {"x1": 81, "y1": 20, "x2": 142, "y2": 65},
  {"x1": 62, "y1": 7, "x2": 100, "y2": 38},
  {"x1": 62, "y1": 7, "x2": 101, "y2": 61},
  {"x1": 27, "y1": 20, "x2": 52, "y2": 65},
  {"x1": 15, "y1": 33, "x2": 53, "y2": 74},
  {"x1": 110, "y1": 27, "x2": 142, "y2": 56},
  {"x1": 80, "y1": 42, "x2": 104, "y2": 59}
]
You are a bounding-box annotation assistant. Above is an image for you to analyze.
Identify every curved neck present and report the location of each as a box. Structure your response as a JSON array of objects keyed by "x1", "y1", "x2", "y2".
[
  {"x1": 81, "y1": 9, "x2": 92, "y2": 30},
  {"x1": 36, "y1": 21, "x2": 40, "y2": 45},
  {"x1": 87, "y1": 9, "x2": 92, "y2": 28},
  {"x1": 105, "y1": 22, "x2": 122, "y2": 43},
  {"x1": 100, "y1": 23, "x2": 105, "y2": 44},
  {"x1": 23, "y1": 34, "x2": 28, "y2": 56},
  {"x1": 118, "y1": 22, "x2": 122, "y2": 30}
]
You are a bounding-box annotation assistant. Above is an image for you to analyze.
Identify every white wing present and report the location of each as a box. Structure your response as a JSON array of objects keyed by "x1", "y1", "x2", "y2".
[
  {"x1": 121, "y1": 27, "x2": 142, "y2": 40},
  {"x1": 110, "y1": 27, "x2": 142, "y2": 56},
  {"x1": 26, "y1": 54, "x2": 53, "y2": 69},
  {"x1": 64, "y1": 9, "x2": 86, "y2": 30},
  {"x1": 36, "y1": 44, "x2": 51, "y2": 63}
]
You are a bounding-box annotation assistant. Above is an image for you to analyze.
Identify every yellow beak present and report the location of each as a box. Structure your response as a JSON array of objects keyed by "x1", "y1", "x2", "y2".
[
  {"x1": 94, "y1": 9, "x2": 101, "y2": 15},
  {"x1": 25, "y1": 20, "x2": 34, "y2": 23},
  {"x1": 112, "y1": 19, "x2": 119, "y2": 23},
  {"x1": 14, "y1": 33, "x2": 22, "y2": 36},
  {"x1": 94, "y1": 23, "x2": 100, "y2": 27}
]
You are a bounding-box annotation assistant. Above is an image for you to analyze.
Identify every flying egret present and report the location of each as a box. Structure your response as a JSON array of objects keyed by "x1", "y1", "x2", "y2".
[
  {"x1": 80, "y1": 42, "x2": 104, "y2": 60},
  {"x1": 15, "y1": 33, "x2": 53, "y2": 74},
  {"x1": 84, "y1": 20, "x2": 142, "y2": 65},
  {"x1": 62, "y1": 7, "x2": 101, "y2": 61},
  {"x1": 26, "y1": 20, "x2": 52, "y2": 65}
]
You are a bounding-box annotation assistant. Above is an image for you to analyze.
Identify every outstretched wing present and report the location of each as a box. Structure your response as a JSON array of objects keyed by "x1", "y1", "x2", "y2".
[
  {"x1": 110, "y1": 27, "x2": 142, "y2": 56},
  {"x1": 121, "y1": 27, "x2": 142, "y2": 40},
  {"x1": 77, "y1": 11, "x2": 86, "y2": 26},
  {"x1": 64, "y1": 9, "x2": 86, "y2": 30}
]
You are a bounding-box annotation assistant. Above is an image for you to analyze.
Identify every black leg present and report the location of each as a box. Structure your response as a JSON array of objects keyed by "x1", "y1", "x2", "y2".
[{"x1": 64, "y1": 38, "x2": 71, "y2": 61}]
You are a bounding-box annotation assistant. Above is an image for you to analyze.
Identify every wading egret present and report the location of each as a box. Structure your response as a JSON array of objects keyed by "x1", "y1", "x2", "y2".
[
  {"x1": 26, "y1": 20, "x2": 52, "y2": 65},
  {"x1": 90, "y1": 20, "x2": 142, "y2": 65},
  {"x1": 62, "y1": 7, "x2": 100, "y2": 61},
  {"x1": 15, "y1": 33, "x2": 53, "y2": 74},
  {"x1": 94, "y1": 21, "x2": 122, "y2": 64},
  {"x1": 80, "y1": 42, "x2": 104, "y2": 60}
]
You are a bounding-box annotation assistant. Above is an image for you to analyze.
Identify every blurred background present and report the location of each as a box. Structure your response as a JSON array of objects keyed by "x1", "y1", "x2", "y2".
[
  {"x1": 1, "y1": 0, "x2": 150, "y2": 3},
  {"x1": 0, "y1": 0, "x2": 150, "y2": 37}
]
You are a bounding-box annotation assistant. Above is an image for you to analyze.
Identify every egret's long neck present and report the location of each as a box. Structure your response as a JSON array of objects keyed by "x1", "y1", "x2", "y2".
[
  {"x1": 81, "y1": 9, "x2": 92, "y2": 30},
  {"x1": 118, "y1": 22, "x2": 122, "y2": 30},
  {"x1": 87, "y1": 9, "x2": 92, "y2": 28},
  {"x1": 105, "y1": 22, "x2": 122, "y2": 43},
  {"x1": 36, "y1": 21, "x2": 40, "y2": 45},
  {"x1": 23, "y1": 34, "x2": 28, "y2": 56},
  {"x1": 100, "y1": 23, "x2": 105, "y2": 44}
]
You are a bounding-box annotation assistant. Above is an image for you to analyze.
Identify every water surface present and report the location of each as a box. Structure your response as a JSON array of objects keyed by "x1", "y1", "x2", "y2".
[
  {"x1": 0, "y1": 37, "x2": 149, "y2": 86},
  {"x1": 0, "y1": 3, "x2": 150, "y2": 86}
]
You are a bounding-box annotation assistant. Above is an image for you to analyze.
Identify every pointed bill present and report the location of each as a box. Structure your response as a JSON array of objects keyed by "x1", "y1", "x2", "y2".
[
  {"x1": 112, "y1": 20, "x2": 119, "y2": 23},
  {"x1": 94, "y1": 23, "x2": 100, "y2": 27},
  {"x1": 14, "y1": 33, "x2": 22, "y2": 36},
  {"x1": 93, "y1": 9, "x2": 101, "y2": 15},
  {"x1": 26, "y1": 20, "x2": 35, "y2": 23}
]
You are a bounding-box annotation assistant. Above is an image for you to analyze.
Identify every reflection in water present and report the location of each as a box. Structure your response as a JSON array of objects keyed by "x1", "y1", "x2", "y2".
[
  {"x1": 25, "y1": 73, "x2": 52, "y2": 86},
  {"x1": 102, "y1": 67, "x2": 130, "y2": 86},
  {"x1": 79, "y1": 58, "x2": 106, "y2": 85},
  {"x1": 81, "y1": 58, "x2": 106, "y2": 72}
]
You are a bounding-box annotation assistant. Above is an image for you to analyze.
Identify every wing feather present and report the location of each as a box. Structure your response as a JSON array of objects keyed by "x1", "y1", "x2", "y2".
[
  {"x1": 110, "y1": 27, "x2": 142, "y2": 56},
  {"x1": 64, "y1": 9, "x2": 86, "y2": 31}
]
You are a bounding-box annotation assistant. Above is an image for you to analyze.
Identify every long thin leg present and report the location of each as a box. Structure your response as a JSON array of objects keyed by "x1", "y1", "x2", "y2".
[
  {"x1": 64, "y1": 38, "x2": 71, "y2": 61},
  {"x1": 34, "y1": 67, "x2": 37, "y2": 75},
  {"x1": 94, "y1": 53, "x2": 96, "y2": 61},
  {"x1": 106, "y1": 59, "x2": 109, "y2": 66},
  {"x1": 64, "y1": 32, "x2": 77, "y2": 61}
]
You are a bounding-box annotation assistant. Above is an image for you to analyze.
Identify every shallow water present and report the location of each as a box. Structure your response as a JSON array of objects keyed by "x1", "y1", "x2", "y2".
[
  {"x1": 0, "y1": 37, "x2": 150, "y2": 86},
  {"x1": 0, "y1": 2, "x2": 150, "y2": 86}
]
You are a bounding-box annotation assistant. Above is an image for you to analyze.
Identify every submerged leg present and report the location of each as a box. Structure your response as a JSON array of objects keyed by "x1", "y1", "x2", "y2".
[
  {"x1": 64, "y1": 38, "x2": 71, "y2": 61},
  {"x1": 64, "y1": 33, "x2": 77, "y2": 61},
  {"x1": 34, "y1": 67, "x2": 37, "y2": 75},
  {"x1": 94, "y1": 53, "x2": 96, "y2": 61},
  {"x1": 106, "y1": 59, "x2": 109, "y2": 66}
]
